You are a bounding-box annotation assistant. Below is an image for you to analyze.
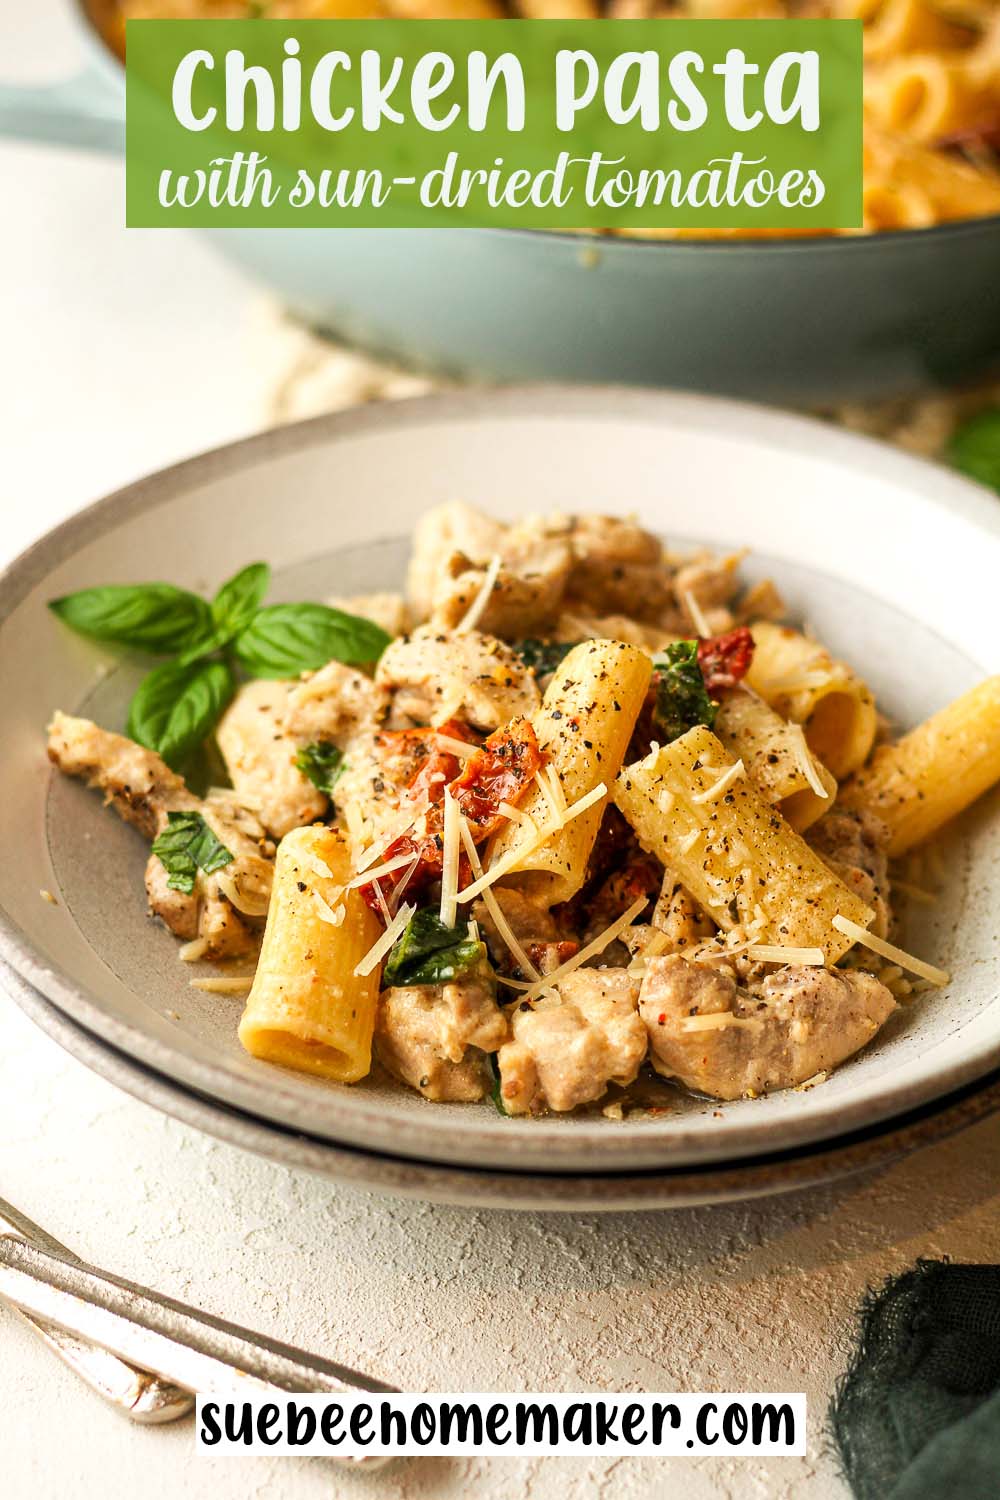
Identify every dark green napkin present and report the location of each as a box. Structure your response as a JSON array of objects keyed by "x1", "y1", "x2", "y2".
[{"x1": 830, "y1": 1260, "x2": 1000, "y2": 1500}]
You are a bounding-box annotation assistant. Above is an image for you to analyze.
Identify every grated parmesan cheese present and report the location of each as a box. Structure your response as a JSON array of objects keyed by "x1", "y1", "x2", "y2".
[
  {"x1": 831, "y1": 914, "x2": 950, "y2": 987},
  {"x1": 346, "y1": 851, "x2": 418, "y2": 890},
  {"x1": 681, "y1": 589, "x2": 712, "y2": 638},
  {"x1": 178, "y1": 937, "x2": 209, "y2": 963},
  {"x1": 457, "y1": 814, "x2": 540, "y2": 981},
  {"x1": 432, "y1": 733, "x2": 478, "y2": 760},
  {"x1": 215, "y1": 869, "x2": 271, "y2": 918},
  {"x1": 390, "y1": 854, "x2": 422, "y2": 913},
  {"x1": 313, "y1": 890, "x2": 346, "y2": 928},
  {"x1": 355, "y1": 901, "x2": 416, "y2": 978},
  {"x1": 745, "y1": 944, "x2": 826, "y2": 966},
  {"x1": 691, "y1": 758, "x2": 745, "y2": 804},
  {"x1": 455, "y1": 553, "x2": 502, "y2": 635},
  {"x1": 679, "y1": 1010, "x2": 757, "y2": 1032},
  {"x1": 439, "y1": 790, "x2": 461, "y2": 929},
  {"x1": 519, "y1": 895, "x2": 648, "y2": 1005},
  {"x1": 677, "y1": 828, "x2": 702, "y2": 855},
  {"x1": 353, "y1": 795, "x2": 433, "y2": 873},
  {"x1": 190, "y1": 976, "x2": 254, "y2": 995},
  {"x1": 790, "y1": 723, "x2": 830, "y2": 800}
]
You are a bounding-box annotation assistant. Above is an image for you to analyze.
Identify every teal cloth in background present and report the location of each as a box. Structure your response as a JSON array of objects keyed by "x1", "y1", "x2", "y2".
[{"x1": 830, "y1": 1261, "x2": 1000, "y2": 1500}]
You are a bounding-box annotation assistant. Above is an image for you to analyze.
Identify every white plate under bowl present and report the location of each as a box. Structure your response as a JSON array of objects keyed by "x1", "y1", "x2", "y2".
[{"x1": 1, "y1": 387, "x2": 998, "y2": 1177}]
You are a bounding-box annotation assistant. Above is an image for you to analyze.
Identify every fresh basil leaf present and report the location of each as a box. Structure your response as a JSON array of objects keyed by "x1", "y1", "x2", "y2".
[
  {"x1": 127, "y1": 658, "x2": 235, "y2": 770},
  {"x1": 947, "y1": 408, "x2": 1000, "y2": 495},
  {"x1": 212, "y1": 562, "x2": 271, "y2": 638},
  {"x1": 383, "y1": 907, "x2": 487, "y2": 988},
  {"x1": 651, "y1": 640, "x2": 717, "y2": 743},
  {"x1": 151, "y1": 811, "x2": 233, "y2": 895},
  {"x1": 48, "y1": 584, "x2": 210, "y2": 653},
  {"x1": 176, "y1": 563, "x2": 272, "y2": 665},
  {"x1": 234, "y1": 603, "x2": 391, "y2": 678},
  {"x1": 514, "y1": 639, "x2": 581, "y2": 677},
  {"x1": 295, "y1": 741, "x2": 345, "y2": 796}
]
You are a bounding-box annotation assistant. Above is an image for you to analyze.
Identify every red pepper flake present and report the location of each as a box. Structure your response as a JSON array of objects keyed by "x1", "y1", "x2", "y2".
[{"x1": 697, "y1": 626, "x2": 755, "y2": 692}]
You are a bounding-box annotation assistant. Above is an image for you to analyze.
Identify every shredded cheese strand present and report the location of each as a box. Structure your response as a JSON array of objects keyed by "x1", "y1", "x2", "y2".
[
  {"x1": 519, "y1": 895, "x2": 648, "y2": 1005},
  {"x1": 681, "y1": 589, "x2": 712, "y2": 639},
  {"x1": 390, "y1": 854, "x2": 422, "y2": 914},
  {"x1": 313, "y1": 890, "x2": 346, "y2": 928},
  {"x1": 190, "y1": 977, "x2": 254, "y2": 995},
  {"x1": 679, "y1": 1011, "x2": 757, "y2": 1033},
  {"x1": 439, "y1": 790, "x2": 461, "y2": 930},
  {"x1": 457, "y1": 815, "x2": 541, "y2": 982},
  {"x1": 432, "y1": 733, "x2": 478, "y2": 760},
  {"x1": 346, "y1": 851, "x2": 418, "y2": 890},
  {"x1": 354, "y1": 795, "x2": 433, "y2": 873},
  {"x1": 790, "y1": 723, "x2": 830, "y2": 800},
  {"x1": 355, "y1": 901, "x2": 417, "y2": 978},
  {"x1": 831, "y1": 914, "x2": 950, "y2": 987},
  {"x1": 745, "y1": 944, "x2": 826, "y2": 966},
  {"x1": 455, "y1": 553, "x2": 502, "y2": 634},
  {"x1": 691, "y1": 758, "x2": 745, "y2": 804},
  {"x1": 178, "y1": 937, "x2": 209, "y2": 963}
]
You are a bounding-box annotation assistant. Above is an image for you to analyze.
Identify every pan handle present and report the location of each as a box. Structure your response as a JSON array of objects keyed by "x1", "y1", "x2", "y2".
[{"x1": 0, "y1": 65, "x2": 123, "y2": 154}]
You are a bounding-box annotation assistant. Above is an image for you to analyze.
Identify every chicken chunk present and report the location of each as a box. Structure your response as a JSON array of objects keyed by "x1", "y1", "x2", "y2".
[
  {"x1": 376, "y1": 624, "x2": 540, "y2": 732},
  {"x1": 497, "y1": 969, "x2": 646, "y2": 1115},
  {"x1": 808, "y1": 808, "x2": 892, "y2": 938},
  {"x1": 375, "y1": 979, "x2": 508, "y2": 1102},
  {"x1": 407, "y1": 503, "x2": 507, "y2": 623},
  {"x1": 562, "y1": 515, "x2": 676, "y2": 624},
  {"x1": 472, "y1": 887, "x2": 557, "y2": 949},
  {"x1": 48, "y1": 713, "x2": 272, "y2": 959},
  {"x1": 639, "y1": 953, "x2": 895, "y2": 1100},
  {"x1": 216, "y1": 680, "x2": 326, "y2": 839},
  {"x1": 282, "y1": 659, "x2": 388, "y2": 746},
  {"x1": 672, "y1": 550, "x2": 745, "y2": 635}
]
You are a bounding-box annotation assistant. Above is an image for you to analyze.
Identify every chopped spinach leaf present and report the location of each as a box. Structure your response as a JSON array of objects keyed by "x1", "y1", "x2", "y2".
[
  {"x1": 487, "y1": 1053, "x2": 508, "y2": 1117},
  {"x1": 514, "y1": 639, "x2": 580, "y2": 678},
  {"x1": 295, "y1": 741, "x2": 346, "y2": 797},
  {"x1": 151, "y1": 811, "x2": 234, "y2": 895},
  {"x1": 651, "y1": 640, "x2": 717, "y2": 743},
  {"x1": 383, "y1": 906, "x2": 488, "y2": 987}
]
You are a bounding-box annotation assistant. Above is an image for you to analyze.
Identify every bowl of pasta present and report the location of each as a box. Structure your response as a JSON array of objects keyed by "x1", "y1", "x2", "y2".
[
  {"x1": 1, "y1": 384, "x2": 999, "y2": 1199},
  {"x1": 2, "y1": 0, "x2": 1000, "y2": 404}
]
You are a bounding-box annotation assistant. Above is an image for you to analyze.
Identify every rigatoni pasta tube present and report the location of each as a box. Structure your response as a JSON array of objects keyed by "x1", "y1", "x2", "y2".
[
  {"x1": 239, "y1": 825, "x2": 382, "y2": 1082},
  {"x1": 744, "y1": 620, "x2": 877, "y2": 779},
  {"x1": 839, "y1": 677, "x2": 1000, "y2": 856},
  {"x1": 613, "y1": 726, "x2": 874, "y2": 964},
  {"x1": 488, "y1": 639, "x2": 652, "y2": 906},
  {"x1": 714, "y1": 687, "x2": 837, "y2": 832}
]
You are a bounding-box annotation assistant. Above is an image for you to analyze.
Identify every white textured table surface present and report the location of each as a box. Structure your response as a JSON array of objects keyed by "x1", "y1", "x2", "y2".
[{"x1": 3, "y1": 7, "x2": 1000, "y2": 1499}]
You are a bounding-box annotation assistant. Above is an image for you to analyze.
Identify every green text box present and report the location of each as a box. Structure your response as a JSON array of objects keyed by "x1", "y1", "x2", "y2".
[{"x1": 126, "y1": 19, "x2": 862, "y2": 229}]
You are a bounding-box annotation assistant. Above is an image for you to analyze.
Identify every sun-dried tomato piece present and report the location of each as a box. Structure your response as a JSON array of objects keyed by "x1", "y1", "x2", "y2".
[
  {"x1": 448, "y1": 717, "x2": 544, "y2": 841},
  {"x1": 697, "y1": 626, "x2": 755, "y2": 692}
]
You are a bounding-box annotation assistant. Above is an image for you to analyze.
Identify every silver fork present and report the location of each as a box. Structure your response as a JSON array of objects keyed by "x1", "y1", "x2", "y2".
[
  {"x1": 0, "y1": 1197, "x2": 395, "y2": 1467},
  {"x1": 0, "y1": 1198, "x2": 193, "y2": 1422}
]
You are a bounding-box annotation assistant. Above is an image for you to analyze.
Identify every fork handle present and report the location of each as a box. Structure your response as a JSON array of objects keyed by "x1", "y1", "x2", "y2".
[
  {"x1": 0, "y1": 1235, "x2": 394, "y2": 1468},
  {"x1": 0, "y1": 1201, "x2": 191, "y2": 1422}
]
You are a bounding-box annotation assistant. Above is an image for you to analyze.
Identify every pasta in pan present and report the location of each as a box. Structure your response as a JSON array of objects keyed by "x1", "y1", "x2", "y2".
[
  {"x1": 88, "y1": 0, "x2": 1000, "y2": 232},
  {"x1": 47, "y1": 502, "x2": 1000, "y2": 1116}
]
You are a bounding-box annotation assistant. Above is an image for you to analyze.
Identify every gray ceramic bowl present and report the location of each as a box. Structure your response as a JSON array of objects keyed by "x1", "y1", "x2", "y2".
[
  {"x1": 2, "y1": 1, "x2": 1000, "y2": 405},
  {"x1": 1, "y1": 386, "x2": 999, "y2": 1184}
]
